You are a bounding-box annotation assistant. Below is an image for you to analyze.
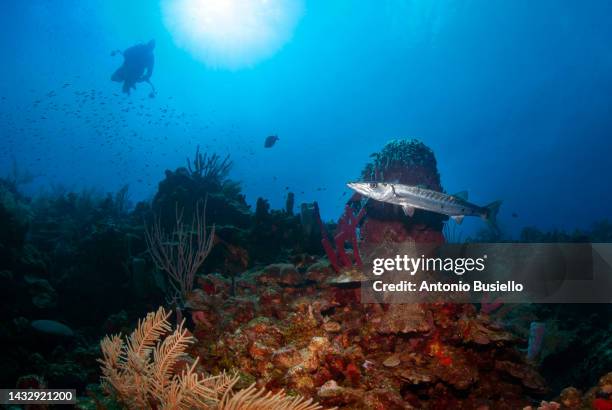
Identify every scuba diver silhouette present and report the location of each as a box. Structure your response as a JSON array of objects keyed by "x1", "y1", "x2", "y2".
[{"x1": 111, "y1": 39, "x2": 156, "y2": 97}]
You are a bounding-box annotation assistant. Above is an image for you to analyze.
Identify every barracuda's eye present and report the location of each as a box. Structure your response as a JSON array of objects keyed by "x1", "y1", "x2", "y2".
[{"x1": 369, "y1": 182, "x2": 378, "y2": 188}]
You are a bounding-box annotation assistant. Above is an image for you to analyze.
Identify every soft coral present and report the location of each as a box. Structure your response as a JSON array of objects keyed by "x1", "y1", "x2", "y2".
[{"x1": 315, "y1": 199, "x2": 366, "y2": 272}]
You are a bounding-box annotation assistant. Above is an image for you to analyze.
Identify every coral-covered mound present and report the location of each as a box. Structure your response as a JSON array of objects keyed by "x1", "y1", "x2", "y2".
[
  {"x1": 185, "y1": 265, "x2": 545, "y2": 409},
  {"x1": 361, "y1": 139, "x2": 442, "y2": 190}
]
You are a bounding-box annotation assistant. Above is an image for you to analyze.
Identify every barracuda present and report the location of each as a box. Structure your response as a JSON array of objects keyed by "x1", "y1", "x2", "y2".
[{"x1": 347, "y1": 182, "x2": 502, "y2": 225}]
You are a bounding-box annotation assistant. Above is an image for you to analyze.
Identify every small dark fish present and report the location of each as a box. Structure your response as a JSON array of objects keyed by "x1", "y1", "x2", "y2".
[
  {"x1": 264, "y1": 135, "x2": 279, "y2": 148},
  {"x1": 512, "y1": 212, "x2": 518, "y2": 218}
]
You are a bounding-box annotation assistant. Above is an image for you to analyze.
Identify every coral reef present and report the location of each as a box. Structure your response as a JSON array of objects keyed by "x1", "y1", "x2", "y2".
[
  {"x1": 522, "y1": 371, "x2": 612, "y2": 410},
  {"x1": 153, "y1": 147, "x2": 250, "y2": 231},
  {"x1": 177, "y1": 260, "x2": 550, "y2": 409},
  {"x1": 1, "y1": 144, "x2": 611, "y2": 409},
  {"x1": 154, "y1": 148, "x2": 316, "y2": 273}
]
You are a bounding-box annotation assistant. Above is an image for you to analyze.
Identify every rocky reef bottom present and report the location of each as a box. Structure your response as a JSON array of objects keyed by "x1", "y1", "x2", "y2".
[{"x1": 78, "y1": 260, "x2": 611, "y2": 409}]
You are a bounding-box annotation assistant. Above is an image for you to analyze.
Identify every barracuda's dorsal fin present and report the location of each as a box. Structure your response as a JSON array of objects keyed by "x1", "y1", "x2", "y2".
[
  {"x1": 402, "y1": 204, "x2": 415, "y2": 217},
  {"x1": 453, "y1": 191, "x2": 468, "y2": 201},
  {"x1": 451, "y1": 215, "x2": 465, "y2": 224}
]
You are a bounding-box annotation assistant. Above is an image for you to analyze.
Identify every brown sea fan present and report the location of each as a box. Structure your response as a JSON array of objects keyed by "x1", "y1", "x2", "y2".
[
  {"x1": 98, "y1": 306, "x2": 232, "y2": 409},
  {"x1": 219, "y1": 383, "x2": 328, "y2": 410}
]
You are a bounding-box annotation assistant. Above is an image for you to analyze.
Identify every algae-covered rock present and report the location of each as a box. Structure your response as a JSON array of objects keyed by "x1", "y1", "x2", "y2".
[
  {"x1": 431, "y1": 348, "x2": 479, "y2": 390},
  {"x1": 304, "y1": 336, "x2": 331, "y2": 371},
  {"x1": 382, "y1": 353, "x2": 401, "y2": 368},
  {"x1": 326, "y1": 266, "x2": 368, "y2": 285},
  {"x1": 323, "y1": 321, "x2": 341, "y2": 333},
  {"x1": 272, "y1": 346, "x2": 303, "y2": 369},
  {"x1": 557, "y1": 386, "x2": 582, "y2": 409},
  {"x1": 317, "y1": 379, "x2": 364, "y2": 407},
  {"x1": 305, "y1": 261, "x2": 334, "y2": 283},
  {"x1": 398, "y1": 367, "x2": 433, "y2": 385},
  {"x1": 257, "y1": 263, "x2": 303, "y2": 286},
  {"x1": 374, "y1": 304, "x2": 431, "y2": 334},
  {"x1": 495, "y1": 360, "x2": 548, "y2": 393},
  {"x1": 364, "y1": 388, "x2": 415, "y2": 410}
]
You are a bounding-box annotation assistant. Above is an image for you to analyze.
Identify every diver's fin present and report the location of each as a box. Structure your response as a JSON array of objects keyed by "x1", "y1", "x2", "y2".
[
  {"x1": 402, "y1": 205, "x2": 415, "y2": 217},
  {"x1": 451, "y1": 215, "x2": 465, "y2": 224},
  {"x1": 453, "y1": 191, "x2": 468, "y2": 201},
  {"x1": 481, "y1": 201, "x2": 503, "y2": 226}
]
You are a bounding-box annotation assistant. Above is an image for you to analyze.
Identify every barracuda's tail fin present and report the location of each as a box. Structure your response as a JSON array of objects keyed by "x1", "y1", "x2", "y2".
[{"x1": 482, "y1": 200, "x2": 502, "y2": 227}]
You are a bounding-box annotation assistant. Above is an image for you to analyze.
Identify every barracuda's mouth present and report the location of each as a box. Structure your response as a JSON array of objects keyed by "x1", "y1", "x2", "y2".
[{"x1": 347, "y1": 182, "x2": 370, "y2": 197}]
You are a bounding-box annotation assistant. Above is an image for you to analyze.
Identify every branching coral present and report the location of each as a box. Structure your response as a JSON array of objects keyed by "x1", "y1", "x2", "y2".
[
  {"x1": 187, "y1": 145, "x2": 233, "y2": 183},
  {"x1": 145, "y1": 200, "x2": 215, "y2": 305},
  {"x1": 98, "y1": 307, "x2": 331, "y2": 410},
  {"x1": 98, "y1": 306, "x2": 231, "y2": 409},
  {"x1": 314, "y1": 202, "x2": 366, "y2": 272},
  {"x1": 219, "y1": 383, "x2": 328, "y2": 410}
]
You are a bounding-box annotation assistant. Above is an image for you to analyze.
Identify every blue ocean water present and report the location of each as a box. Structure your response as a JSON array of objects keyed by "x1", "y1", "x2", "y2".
[{"x1": 1, "y1": 0, "x2": 611, "y2": 237}]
